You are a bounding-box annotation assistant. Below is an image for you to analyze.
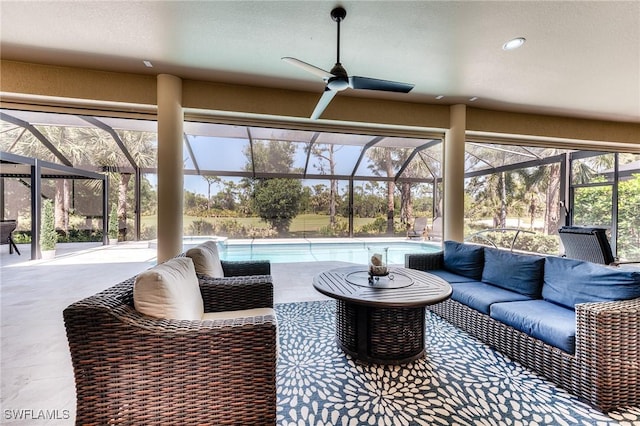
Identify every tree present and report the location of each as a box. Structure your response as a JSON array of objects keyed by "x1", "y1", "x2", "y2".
[
  {"x1": 516, "y1": 167, "x2": 547, "y2": 230},
  {"x1": 310, "y1": 144, "x2": 340, "y2": 228},
  {"x1": 202, "y1": 175, "x2": 221, "y2": 212},
  {"x1": 252, "y1": 178, "x2": 303, "y2": 235},
  {"x1": 308, "y1": 184, "x2": 330, "y2": 214},
  {"x1": 367, "y1": 148, "x2": 397, "y2": 235},
  {"x1": 248, "y1": 139, "x2": 297, "y2": 173},
  {"x1": 184, "y1": 190, "x2": 208, "y2": 215},
  {"x1": 617, "y1": 174, "x2": 640, "y2": 260},
  {"x1": 212, "y1": 180, "x2": 239, "y2": 211},
  {"x1": 64, "y1": 127, "x2": 156, "y2": 241}
]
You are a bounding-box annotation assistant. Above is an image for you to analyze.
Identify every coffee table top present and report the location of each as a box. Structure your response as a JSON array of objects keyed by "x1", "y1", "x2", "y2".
[{"x1": 313, "y1": 266, "x2": 452, "y2": 308}]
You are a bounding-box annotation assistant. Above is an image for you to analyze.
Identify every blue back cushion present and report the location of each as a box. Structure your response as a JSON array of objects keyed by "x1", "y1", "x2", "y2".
[
  {"x1": 542, "y1": 256, "x2": 640, "y2": 310},
  {"x1": 481, "y1": 247, "x2": 545, "y2": 298},
  {"x1": 443, "y1": 241, "x2": 484, "y2": 280},
  {"x1": 429, "y1": 269, "x2": 480, "y2": 283}
]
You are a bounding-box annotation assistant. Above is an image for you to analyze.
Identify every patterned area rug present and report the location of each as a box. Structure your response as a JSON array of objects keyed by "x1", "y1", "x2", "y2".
[{"x1": 275, "y1": 301, "x2": 640, "y2": 426}]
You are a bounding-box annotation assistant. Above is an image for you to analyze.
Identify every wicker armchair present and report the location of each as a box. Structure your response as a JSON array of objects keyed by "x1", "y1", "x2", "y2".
[
  {"x1": 63, "y1": 270, "x2": 277, "y2": 425},
  {"x1": 185, "y1": 240, "x2": 271, "y2": 279},
  {"x1": 221, "y1": 258, "x2": 270, "y2": 276}
]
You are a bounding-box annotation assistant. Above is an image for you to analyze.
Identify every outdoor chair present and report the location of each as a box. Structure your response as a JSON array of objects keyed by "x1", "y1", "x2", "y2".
[
  {"x1": 427, "y1": 216, "x2": 443, "y2": 241},
  {"x1": 63, "y1": 256, "x2": 277, "y2": 425},
  {"x1": 407, "y1": 217, "x2": 428, "y2": 240},
  {"x1": 186, "y1": 239, "x2": 271, "y2": 278},
  {"x1": 558, "y1": 226, "x2": 616, "y2": 265},
  {"x1": 0, "y1": 219, "x2": 20, "y2": 255}
]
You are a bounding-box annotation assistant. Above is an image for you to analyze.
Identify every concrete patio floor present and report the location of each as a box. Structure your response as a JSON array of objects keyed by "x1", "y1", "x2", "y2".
[{"x1": 0, "y1": 241, "x2": 341, "y2": 425}]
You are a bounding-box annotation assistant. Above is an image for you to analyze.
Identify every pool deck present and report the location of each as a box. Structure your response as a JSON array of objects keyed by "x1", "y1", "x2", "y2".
[{"x1": 1, "y1": 238, "x2": 426, "y2": 424}]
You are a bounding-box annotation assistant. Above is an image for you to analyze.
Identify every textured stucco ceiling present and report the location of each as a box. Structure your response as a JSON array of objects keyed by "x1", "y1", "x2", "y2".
[{"x1": 1, "y1": 1, "x2": 639, "y2": 123}]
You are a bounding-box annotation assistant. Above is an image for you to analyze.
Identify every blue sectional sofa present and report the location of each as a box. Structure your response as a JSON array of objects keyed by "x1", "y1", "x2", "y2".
[{"x1": 405, "y1": 241, "x2": 640, "y2": 412}]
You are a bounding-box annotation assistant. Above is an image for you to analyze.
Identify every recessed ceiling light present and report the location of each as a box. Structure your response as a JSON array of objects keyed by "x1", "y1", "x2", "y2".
[
  {"x1": 469, "y1": 96, "x2": 478, "y2": 102},
  {"x1": 435, "y1": 95, "x2": 444, "y2": 100},
  {"x1": 502, "y1": 37, "x2": 526, "y2": 51},
  {"x1": 143, "y1": 60, "x2": 154, "y2": 68}
]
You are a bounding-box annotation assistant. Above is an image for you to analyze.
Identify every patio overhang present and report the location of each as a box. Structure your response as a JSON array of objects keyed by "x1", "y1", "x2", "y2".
[{"x1": 0, "y1": 151, "x2": 108, "y2": 259}]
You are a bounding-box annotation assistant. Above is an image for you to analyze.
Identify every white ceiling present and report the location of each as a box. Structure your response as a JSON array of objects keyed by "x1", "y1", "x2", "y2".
[{"x1": 1, "y1": 1, "x2": 639, "y2": 123}]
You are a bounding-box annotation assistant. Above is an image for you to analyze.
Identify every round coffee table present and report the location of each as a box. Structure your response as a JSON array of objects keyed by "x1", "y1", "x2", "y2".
[{"x1": 313, "y1": 266, "x2": 452, "y2": 365}]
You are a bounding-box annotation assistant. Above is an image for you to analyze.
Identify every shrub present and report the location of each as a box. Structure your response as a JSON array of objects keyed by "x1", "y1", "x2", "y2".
[
  {"x1": 40, "y1": 199, "x2": 57, "y2": 251},
  {"x1": 60, "y1": 228, "x2": 103, "y2": 242},
  {"x1": 245, "y1": 226, "x2": 278, "y2": 239},
  {"x1": 466, "y1": 230, "x2": 559, "y2": 255},
  {"x1": 319, "y1": 219, "x2": 349, "y2": 237},
  {"x1": 356, "y1": 217, "x2": 406, "y2": 236},
  {"x1": 141, "y1": 224, "x2": 157, "y2": 240},
  {"x1": 358, "y1": 217, "x2": 388, "y2": 234},
  {"x1": 188, "y1": 219, "x2": 214, "y2": 236},
  {"x1": 218, "y1": 219, "x2": 244, "y2": 237},
  {"x1": 13, "y1": 231, "x2": 31, "y2": 244},
  {"x1": 108, "y1": 205, "x2": 118, "y2": 239}
]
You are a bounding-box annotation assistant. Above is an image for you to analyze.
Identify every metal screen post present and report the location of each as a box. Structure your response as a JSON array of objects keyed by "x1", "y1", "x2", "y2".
[{"x1": 31, "y1": 160, "x2": 41, "y2": 259}]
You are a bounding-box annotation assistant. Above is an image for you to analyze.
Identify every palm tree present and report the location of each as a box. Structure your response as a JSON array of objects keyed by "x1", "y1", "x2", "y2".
[
  {"x1": 310, "y1": 143, "x2": 339, "y2": 228},
  {"x1": 202, "y1": 175, "x2": 221, "y2": 212},
  {"x1": 367, "y1": 147, "x2": 399, "y2": 235},
  {"x1": 71, "y1": 127, "x2": 157, "y2": 240},
  {"x1": 516, "y1": 167, "x2": 547, "y2": 230}
]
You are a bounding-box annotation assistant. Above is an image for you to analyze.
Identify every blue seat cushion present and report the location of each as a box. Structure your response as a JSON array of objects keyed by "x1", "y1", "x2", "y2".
[
  {"x1": 443, "y1": 241, "x2": 484, "y2": 280},
  {"x1": 451, "y1": 281, "x2": 531, "y2": 315},
  {"x1": 542, "y1": 256, "x2": 640, "y2": 310},
  {"x1": 481, "y1": 247, "x2": 545, "y2": 298},
  {"x1": 490, "y1": 300, "x2": 576, "y2": 354},
  {"x1": 429, "y1": 269, "x2": 480, "y2": 283}
]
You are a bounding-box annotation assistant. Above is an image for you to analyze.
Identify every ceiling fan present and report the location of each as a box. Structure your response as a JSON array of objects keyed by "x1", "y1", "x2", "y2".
[{"x1": 282, "y1": 7, "x2": 414, "y2": 120}]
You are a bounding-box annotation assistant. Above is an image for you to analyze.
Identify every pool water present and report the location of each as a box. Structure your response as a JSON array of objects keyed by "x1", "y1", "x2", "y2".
[{"x1": 215, "y1": 241, "x2": 440, "y2": 264}]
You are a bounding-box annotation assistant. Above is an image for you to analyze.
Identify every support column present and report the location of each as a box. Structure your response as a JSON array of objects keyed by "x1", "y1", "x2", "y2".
[
  {"x1": 443, "y1": 104, "x2": 466, "y2": 242},
  {"x1": 157, "y1": 74, "x2": 183, "y2": 262}
]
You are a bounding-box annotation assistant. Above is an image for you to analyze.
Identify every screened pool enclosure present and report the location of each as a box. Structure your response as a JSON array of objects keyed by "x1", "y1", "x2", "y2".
[{"x1": 1, "y1": 108, "x2": 639, "y2": 261}]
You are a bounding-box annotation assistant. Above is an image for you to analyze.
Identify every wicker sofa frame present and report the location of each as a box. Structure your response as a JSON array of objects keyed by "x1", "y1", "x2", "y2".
[
  {"x1": 406, "y1": 252, "x2": 640, "y2": 412},
  {"x1": 63, "y1": 259, "x2": 277, "y2": 425}
]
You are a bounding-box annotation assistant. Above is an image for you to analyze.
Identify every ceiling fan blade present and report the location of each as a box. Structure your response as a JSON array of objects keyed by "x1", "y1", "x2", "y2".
[
  {"x1": 282, "y1": 57, "x2": 333, "y2": 80},
  {"x1": 349, "y1": 76, "x2": 414, "y2": 93},
  {"x1": 310, "y1": 88, "x2": 338, "y2": 120}
]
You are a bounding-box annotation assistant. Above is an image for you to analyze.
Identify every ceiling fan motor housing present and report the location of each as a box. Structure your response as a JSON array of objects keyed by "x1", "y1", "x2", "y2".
[
  {"x1": 328, "y1": 62, "x2": 349, "y2": 91},
  {"x1": 328, "y1": 76, "x2": 349, "y2": 91}
]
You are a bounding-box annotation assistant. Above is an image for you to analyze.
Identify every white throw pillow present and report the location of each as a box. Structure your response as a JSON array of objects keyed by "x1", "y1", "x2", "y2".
[
  {"x1": 185, "y1": 240, "x2": 224, "y2": 278},
  {"x1": 134, "y1": 257, "x2": 204, "y2": 320}
]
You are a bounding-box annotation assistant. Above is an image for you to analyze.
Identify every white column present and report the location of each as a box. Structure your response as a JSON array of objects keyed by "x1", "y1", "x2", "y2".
[
  {"x1": 157, "y1": 74, "x2": 183, "y2": 262},
  {"x1": 443, "y1": 104, "x2": 466, "y2": 242}
]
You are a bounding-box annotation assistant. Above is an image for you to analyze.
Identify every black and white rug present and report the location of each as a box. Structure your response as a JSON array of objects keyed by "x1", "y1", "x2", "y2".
[{"x1": 275, "y1": 301, "x2": 639, "y2": 426}]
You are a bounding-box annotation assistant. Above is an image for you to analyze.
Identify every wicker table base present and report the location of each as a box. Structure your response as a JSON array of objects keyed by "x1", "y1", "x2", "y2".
[
  {"x1": 336, "y1": 300, "x2": 425, "y2": 364},
  {"x1": 313, "y1": 266, "x2": 451, "y2": 365}
]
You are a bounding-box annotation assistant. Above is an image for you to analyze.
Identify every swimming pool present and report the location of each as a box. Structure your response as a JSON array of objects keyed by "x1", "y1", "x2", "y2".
[{"x1": 190, "y1": 239, "x2": 441, "y2": 264}]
